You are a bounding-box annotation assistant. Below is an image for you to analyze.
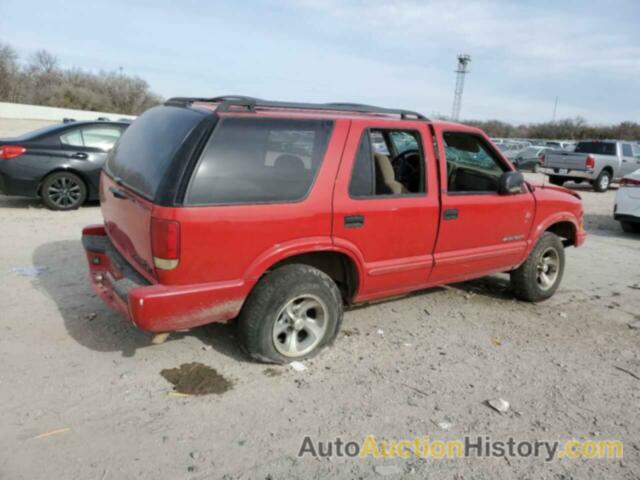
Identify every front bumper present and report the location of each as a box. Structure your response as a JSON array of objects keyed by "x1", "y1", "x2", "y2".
[
  {"x1": 539, "y1": 168, "x2": 595, "y2": 180},
  {"x1": 614, "y1": 213, "x2": 640, "y2": 224},
  {"x1": 82, "y1": 225, "x2": 247, "y2": 332}
]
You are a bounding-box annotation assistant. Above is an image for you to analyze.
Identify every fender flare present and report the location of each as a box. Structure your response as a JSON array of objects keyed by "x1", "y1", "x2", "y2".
[
  {"x1": 530, "y1": 212, "x2": 579, "y2": 246},
  {"x1": 243, "y1": 236, "x2": 366, "y2": 293}
]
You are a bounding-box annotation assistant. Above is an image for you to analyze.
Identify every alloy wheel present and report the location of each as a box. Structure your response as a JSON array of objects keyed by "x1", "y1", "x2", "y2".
[{"x1": 272, "y1": 294, "x2": 329, "y2": 357}]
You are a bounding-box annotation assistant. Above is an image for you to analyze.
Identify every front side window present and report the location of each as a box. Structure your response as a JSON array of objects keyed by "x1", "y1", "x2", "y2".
[
  {"x1": 349, "y1": 129, "x2": 425, "y2": 197},
  {"x1": 443, "y1": 132, "x2": 507, "y2": 193},
  {"x1": 622, "y1": 143, "x2": 633, "y2": 157},
  {"x1": 187, "y1": 117, "x2": 333, "y2": 205}
]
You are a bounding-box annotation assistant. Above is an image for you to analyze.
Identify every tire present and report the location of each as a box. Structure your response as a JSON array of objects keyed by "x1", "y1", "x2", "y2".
[
  {"x1": 592, "y1": 170, "x2": 611, "y2": 192},
  {"x1": 510, "y1": 232, "x2": 565, "y2": 302},
  {"x1": 548, "y1": 176, "x2": 565, "y2": 186},
  {"x1": 621, "y1": 221, "x2": 640, "y2": 234},
  {"x1": 41, "y1": 171, "x2": 87, "y2": 210},
  {"x1": 237, "y1": 264, "x2": 343, "y2": 363}
]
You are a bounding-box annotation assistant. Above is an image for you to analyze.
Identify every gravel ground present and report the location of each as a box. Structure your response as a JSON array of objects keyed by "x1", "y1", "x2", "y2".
[{"x1": 1, "y1": 178, "x2": 639, "y2": 479}]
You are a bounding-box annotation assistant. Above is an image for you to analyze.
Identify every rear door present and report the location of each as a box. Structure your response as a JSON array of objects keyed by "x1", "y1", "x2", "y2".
[
  {"x1": 332, "y1": 119, "x2": 440, "y2": 301},
  {"x1": 430, "y1": 125, "x2": 535, "y2": 284}
]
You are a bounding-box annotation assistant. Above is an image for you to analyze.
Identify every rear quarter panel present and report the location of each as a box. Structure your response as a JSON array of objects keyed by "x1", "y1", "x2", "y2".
[{"x1": 153, "y1": 119, "x2": 351, "y2": 287}]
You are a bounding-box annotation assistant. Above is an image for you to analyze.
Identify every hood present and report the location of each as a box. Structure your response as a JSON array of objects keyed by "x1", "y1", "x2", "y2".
[{"x1": 527, "y1": 181, "x2": 582, "y2": 200}]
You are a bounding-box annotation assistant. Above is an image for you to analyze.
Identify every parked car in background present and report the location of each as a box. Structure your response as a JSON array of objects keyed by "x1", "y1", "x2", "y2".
[
  {"x1": 512, "y1": 146, "x2": 550, "y2": 172},
  {"x1": 0, "y1": 120, "x2": 130, "y2": 210},
  {"x1": 614, "y1": 169, "x2": 640, "y2": 233},
  {"x1": 545, "y1": 140, "x2": 575, "y2": 150},
  {"x1": 539, "y1": 140, "x2": 640, "y2": 192},
  {"x1": 82, "y1": 96, "x2": 585, "y2": 363}
]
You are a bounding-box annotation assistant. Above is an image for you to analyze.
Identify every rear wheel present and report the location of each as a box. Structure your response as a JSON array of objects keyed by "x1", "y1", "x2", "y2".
[
  {"x1": 41, "y1": 171, "x2": 87, "y2": 210},
  {"x1": 621, "y1": 221, "x2": 640, "y2": 234},
  {"x1": 511, "y1": 232, "x2": 565, "y2": 302},
  {"x1": 548, "y1": 175, "x2": 565, "y2": 186},
  {"x1": 592, "y1": 170, "x2": 611, "y2": 192},
  {"x1": 237, "y1": 264, "x2": 343, "y2": 363}
]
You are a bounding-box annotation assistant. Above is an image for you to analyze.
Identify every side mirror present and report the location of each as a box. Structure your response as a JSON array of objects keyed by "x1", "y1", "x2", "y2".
[{"x1": 499, "y1": 171, "x2": 524, "y2": 195}]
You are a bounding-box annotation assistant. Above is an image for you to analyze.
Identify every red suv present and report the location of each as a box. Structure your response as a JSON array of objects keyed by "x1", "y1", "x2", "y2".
[{"x1": 82, "y1": 96, "x2": 586, "y2": 363}]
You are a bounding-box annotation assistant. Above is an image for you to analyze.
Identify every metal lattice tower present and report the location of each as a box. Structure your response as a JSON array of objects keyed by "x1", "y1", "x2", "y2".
[{"x1": 451, "y1": 54, "x2": 471, "y2": 121}]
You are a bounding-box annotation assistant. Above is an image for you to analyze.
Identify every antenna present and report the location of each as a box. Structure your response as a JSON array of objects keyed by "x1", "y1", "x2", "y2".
[{"x1": 451, "y1": 54, "x2": 471, "y2": 121}]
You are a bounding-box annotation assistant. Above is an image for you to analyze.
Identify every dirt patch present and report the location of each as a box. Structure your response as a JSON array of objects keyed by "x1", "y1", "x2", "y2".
[
  {"x1": 160, "y1": 362, "x2": 234, "y2": 395},
  {"x1": 342, "y1": 328, "x2": 360, "y2": 337},
  {"x1": 263, "y1": 367, "x2": 283, "y2": 377}
]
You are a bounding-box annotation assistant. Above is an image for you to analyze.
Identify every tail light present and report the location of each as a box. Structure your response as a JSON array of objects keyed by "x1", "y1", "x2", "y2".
[
  {"x1": 0, "y1": 145, "x2": 26, "y2": 159},
  {"x1": 620, "y1": 177, "x2": 640, "y2": 187},
  {"x1": 151, "y1": 218, "x2": 180, "y2": 270},
  {"x1": 539, "y1": 154, "x2": 545, "y2": 165},
  {"x1": 585, "y1": 155, "x2": 595, "y2": 169}
]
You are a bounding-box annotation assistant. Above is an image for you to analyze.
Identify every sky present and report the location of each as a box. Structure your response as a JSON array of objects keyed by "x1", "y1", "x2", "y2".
[{"x1": 1, "y1": 0, "x2": 638, "y2": 124}]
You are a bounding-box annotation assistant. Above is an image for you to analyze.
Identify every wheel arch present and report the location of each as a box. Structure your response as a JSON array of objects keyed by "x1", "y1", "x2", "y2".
[
  {"x1": 532, "y1": 213, "x2": 580, "y2": 248},
  {"x1": 37, "y1": 167, "x2": 92, "y2": 198},
  {"x1": 600, "y1": 165, "x2": 614, "y2": 175},
  {"x1": 244, "y1": 240, "x2": 363, "y2": 305},
  {"x1": 545, "y1": 220, "x2": 578, "y2": 247}
]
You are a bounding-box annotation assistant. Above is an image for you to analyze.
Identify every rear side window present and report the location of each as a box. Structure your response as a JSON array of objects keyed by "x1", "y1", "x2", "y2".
[
  {"x1": 622, "y1": 143, "x2": 633, "y2": 157},
  {"x1": 349, "y1": 129, "x2": 425, "y2": 197},
  {"x1": 61, "y1": 126, "x2": 122, "y2": 150},
  {"x1": 106, "y1": 106, "x2": 204, "y2": 199},
  {"x1": 574, "y1": 142, "x2": 616, "y2": 156},
  {"x1": 186, "y1": 117, "x2": 333, "y2": 205}
]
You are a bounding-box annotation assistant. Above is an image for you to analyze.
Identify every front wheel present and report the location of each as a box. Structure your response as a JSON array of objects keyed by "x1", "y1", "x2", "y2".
[
  {"x1": 237, "y1": 264, "x2": 343, "y2": 363},
  {"x1": 41, "y1": 171, "x2": 87, "y2": 210},
  {"x1": 510, "y1": 232, "x2": 565, "y2": 302}
]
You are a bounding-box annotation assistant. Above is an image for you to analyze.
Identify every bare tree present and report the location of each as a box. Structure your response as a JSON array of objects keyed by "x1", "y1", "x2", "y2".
[
  {"x1": 0, "y1": 42, "x2": 162, "y2": 114},
  {"x1": 0, "y1": 43, "x2": 20, "y2": 101}
]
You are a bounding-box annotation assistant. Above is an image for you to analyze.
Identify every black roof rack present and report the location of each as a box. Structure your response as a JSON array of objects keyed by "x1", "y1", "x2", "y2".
[{"x1": 164, "y1": 95, "x2": 427, "y2": 120}]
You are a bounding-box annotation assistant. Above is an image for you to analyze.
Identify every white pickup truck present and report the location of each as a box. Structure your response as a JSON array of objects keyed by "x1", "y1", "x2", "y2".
[{"x1": 539, "y1": 140, "x2": 640, "y2": 192}]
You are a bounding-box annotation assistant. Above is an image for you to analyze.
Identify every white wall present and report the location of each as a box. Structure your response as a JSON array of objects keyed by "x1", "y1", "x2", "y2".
[
  {"x1": 0, "y1": 102, "x2": 136, "y2": 137},
  {"x1": 0, "y1": 102, "x2": 135, "y2": 122}
]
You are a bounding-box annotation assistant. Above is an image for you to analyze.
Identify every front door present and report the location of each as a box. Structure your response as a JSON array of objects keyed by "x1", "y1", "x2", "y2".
[
  {"x1": 620, "y1": 142, "x2": 639, "y2": 177},
  {"x1": 430, "y1": 125, "x2": 535, "y2": 284},
  {"x1": 332, "y1": 120, "x2": 440, "y2": 301}
]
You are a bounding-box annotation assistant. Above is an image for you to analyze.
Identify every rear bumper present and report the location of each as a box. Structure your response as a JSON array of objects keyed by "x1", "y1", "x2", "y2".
[
  {"x1": 82, "y1": 225, "x2": 247, "y2": 332},
  {"x1": 539, "y1": 168, "x2": 595, "y2": 180},
  {"x1": 0, "y1": 171, "x2": 39, "y2": 197}
]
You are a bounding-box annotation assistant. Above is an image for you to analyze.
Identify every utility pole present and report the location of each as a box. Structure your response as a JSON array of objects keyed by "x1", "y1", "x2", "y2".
[
  {"x1": 451, "y1": 54, "x2": 471, "y2": 121},
  {"x1": 552, "y1": 96, "x2": 558, "y2": 123}
]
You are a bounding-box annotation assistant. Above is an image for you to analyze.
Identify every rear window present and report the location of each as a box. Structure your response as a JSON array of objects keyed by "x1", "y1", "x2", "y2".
[
  {"x1": 186, "y1": 117, "x2": 333, "y2": 205},
  {"x1": 106, "y1": 106, "x2": 203, "y2": 199},
  {"x1": 574, "y1": 141, "x2": 616, "y2": 156}
]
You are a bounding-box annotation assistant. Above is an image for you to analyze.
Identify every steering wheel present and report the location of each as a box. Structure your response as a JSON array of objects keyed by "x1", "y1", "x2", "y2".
[{"x1": 392, "y1": 149, "x2": 420, "y2": 191}]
